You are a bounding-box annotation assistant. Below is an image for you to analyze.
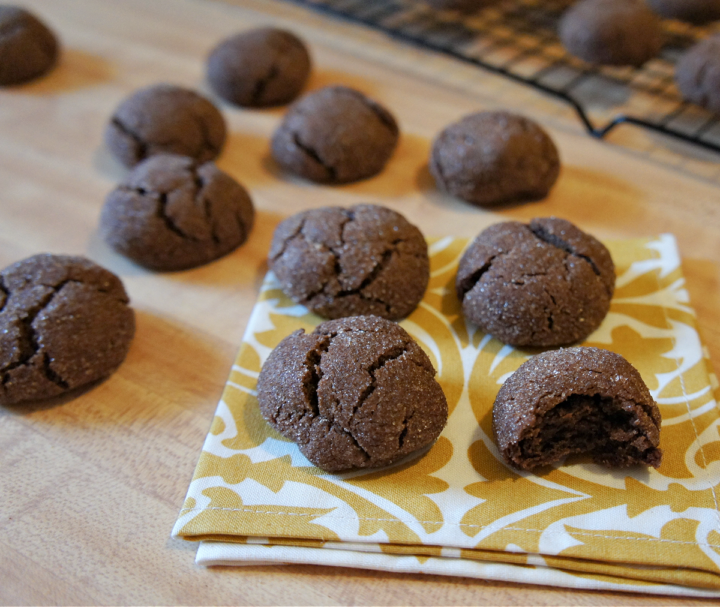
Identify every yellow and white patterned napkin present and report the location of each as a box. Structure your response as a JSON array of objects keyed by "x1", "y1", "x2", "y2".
[{"x1": 173, "y1": 235, "x2": 720, "y2": 597}]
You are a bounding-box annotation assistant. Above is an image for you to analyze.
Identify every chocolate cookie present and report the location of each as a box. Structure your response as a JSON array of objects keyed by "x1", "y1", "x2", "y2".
[
  {"x1": 100, "y1": 154, "x2": 254, "y2": 271},
  {"x1": 0, "y1": 6, "x2": 59, "y2": 85},
  {"x1": 456, "y1": 217, "x2": 615, "y2": 347},
  {"x1": 271, "y1": 85, "x2": 399, "y2": 184},
  {"x1": 257, "y1": 315, "x2": 448, "y2": 472},
  {"x1": 559, "y1": 0, "x2": 662, "y2": 66},
  {"x1": 493, "y1": 347, "x2": 662, "y2": 471},
  {"x1": 105, "y1": 84, "x2": 226, "y2": 168},
  {"x1": 424, "y1": 0, "x2": 497, "y2": 11},
  {"x1": 269, "y1": 204, "x2": 429, "y2": 320},
  {"x1": 675, "y1": 35, "x2": 720, "y2": 114},
  {"x1": 0, "y1": 254, "x2": 135, "y2": 406},
  {"x1": 206, "y1": 27, "x2": 311, "y2": 107},
  {"x1": 430, "y1": 111, "x2": 560, "y2": 207},
  {"x1": 648, "y1": 0, "x2": 720, "y2": 24}
]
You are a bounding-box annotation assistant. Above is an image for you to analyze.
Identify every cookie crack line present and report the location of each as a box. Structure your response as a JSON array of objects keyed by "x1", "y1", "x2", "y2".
[
  {"x1": 301, "y1": 334, "x2": 334, "y2": 417},
  {"x1": 291, "y1": 133, "x2": 337, "y2": 182},
  {"x1": 188, "y1": 164, "x2": 221, "y2": 246},
  {"x1": 458, "y1": 254, "x2": 500, "y2": 298},
  {"x1": 251, "y1": 62, "x2": 280, "y2": 106},
  {"x1": 344, "y1": 88, "x2": 397, "y2": 135},
  {"x1": 111, "y1": 117, "x2": 147, "y2": 161},
  {"x1": 351, "y1": 343, "x2": 410, "y2": 424},
  {"x1": 273, "y1": 218, "x2": 306, "y2": 262},
  {"x1": 0, "y1": 276, "x2": 7, "y2": 313},
  {"x1": 529, "y1": 224, "x2": 602, "y2": 277},
  {"x1": 1, "y1": 279, "x2": 81, "y2": 388},
  {"x1": 155, "y1": 192, "x2": 203, "y2": 243}
]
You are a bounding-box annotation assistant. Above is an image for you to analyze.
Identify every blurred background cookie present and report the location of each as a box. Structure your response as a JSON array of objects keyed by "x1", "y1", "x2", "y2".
[
  {"x1": 423, "y1": 0, "x2": 497, "y2": 12},
  {"x1": 100, "y1": 154, "x2": 254, "y2": 271},
  {"x1": 647, "y1": 0, "x2": 720, "y2": 24},
  {"x1": 269, "y1": 204, "x2": 429, "y2": 320},
  {"x1": 257, "y1": 315, "x2": 448, "y2": 473},
  {"x1": 456, "y1": 217, "x2": 615, "y2": 347},
  {"x1": 675, "y1": 34, "x2": 720, "y2": 114},
  {"x1": 207, "y1": 27, "x2": 311, "y2": 107},
  {"x1": 0, "y1": 254, "x2": 135, "y2": 406},
  {"x1": 430, "y1": 111, "x2": 560, "y2": 207},
  {"x1": 0, "y1": 5, "x2": 59, "y2": 85},
  {"x1": 493, "y1": 347, "x2": 662, "y2": 471},
  {"x1": 559, "y1": 0, "x2": 662, "y2": 66},
  {"x1": 271, "y1": 85, "x2": 399, "y2": 183},
  {"x1": 104, "y1": 84, "x2": 226, "y2": 168}
]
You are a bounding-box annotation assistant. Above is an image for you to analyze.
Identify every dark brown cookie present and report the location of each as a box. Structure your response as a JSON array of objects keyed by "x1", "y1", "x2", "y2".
[
  {"x1": 104, "y1": 84, "x2": 226, "y2": 168},
  {"x1": 430, "y1": 111, "x2": 560, "y2": 207},
  {"x1": 675, "y1": 35, "x2": 720, "y2": 114},
  {"x1": 257, "y1": 315, "x2": 448, "y2": 472},
  {"x1": 271, "y1": 85, "x2": 399, "y2": 184},
  {"x1": 648, "y1": 0, "x2": 720, "y2": 24},
  {"x1": 206, "y1": 27, "x2": 311, "y2": 107},
  {"x1": 493, "y1": 347, "x2": 662, "y2": 471},
  {"x1": 0, "y1": 5, "x2": 59, "y2": 85},
  {"x1": 269, "y1": 204, "x2": 429, "y2": 320},
  {"x1": 0, "y1": 254, "x2": 135, "y2": 406},
  {"x1": 100, "y1": 154, "x2": 254, "y2": 271},
  {"x1": 559, "y1": 0, "x2": 662, "y2": 66},
  {"x1": 424, "y1": 0, "x2": 497, "y2": 11},
  {"x1": 456, "y1": 217, "x2": 615, "y2": 347}
]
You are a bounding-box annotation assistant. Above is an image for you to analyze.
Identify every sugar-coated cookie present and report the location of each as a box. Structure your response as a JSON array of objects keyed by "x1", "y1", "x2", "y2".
[{"x1": 257, "y1": 315, "x2": 448, "y2": 472}]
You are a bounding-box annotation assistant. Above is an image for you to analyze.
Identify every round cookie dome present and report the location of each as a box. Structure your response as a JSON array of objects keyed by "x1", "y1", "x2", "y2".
[
  {"x1": 493, "y1": 347, "x2": 662, "y2": 471},
  {"x1": 268, "y1": 204, "x2": 429, "y2": 320},
  {"x1": 0, "y1": 6, "x2": 59, "y2": 85},
  {"x1": 559, "y1": 0, "x2": 662, "y2": 67},
  {"x1": 430, "y1": 111, "x2": 560, "y2": 207},
  {"x1": 456, "y1": 217, "x2": 615, "y2": 347},
  {"x1": 257, "y1": 315, "x2": 448, "y2": 472},
  {"x1": 675, "y1": 35, "x2": 720, "y2": 114},
  {"x1": 0, "y1": 254, "x2": 135, "y2": 406},
  {"x1": 100, "y1": 154, "x2": 254, "y2": 271},
  {"x1": 206, "y1": 27, "x2": 311, "y2": 107},
  {"x1": 647, "y1": 0, "x2": 720, "y2": 24},
  {"x1": 271, "y1": 85, "x2": 399, "y2": 184},
  {"x1": 105, "y1": 84, "x2": 227, "y2": 168}
]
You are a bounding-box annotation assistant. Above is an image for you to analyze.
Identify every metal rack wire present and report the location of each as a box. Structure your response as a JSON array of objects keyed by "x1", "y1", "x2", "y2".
[{"x1": 283, "y1": 0, "x2": 720, "y2": 157}]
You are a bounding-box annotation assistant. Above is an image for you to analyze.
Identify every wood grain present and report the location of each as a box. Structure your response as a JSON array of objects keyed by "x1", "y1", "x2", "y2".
[{"x1": 1, "y1": 0, "x2": 719, "y2": 604}]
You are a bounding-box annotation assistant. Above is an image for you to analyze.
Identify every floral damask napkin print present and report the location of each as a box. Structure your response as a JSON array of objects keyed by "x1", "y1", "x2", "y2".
[{"x1": 173, "y1": 235, "x2": 720, "y2": 595}]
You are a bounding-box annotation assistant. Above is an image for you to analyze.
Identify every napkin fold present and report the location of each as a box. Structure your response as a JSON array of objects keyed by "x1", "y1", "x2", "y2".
[{"x1": 173, "y1": 235, "x2": 720, "y2": 597}]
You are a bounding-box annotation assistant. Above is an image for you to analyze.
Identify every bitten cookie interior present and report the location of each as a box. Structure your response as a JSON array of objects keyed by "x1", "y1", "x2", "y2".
[{"x1": 493, "y1": 347, "x2": 662, "y2": 471}]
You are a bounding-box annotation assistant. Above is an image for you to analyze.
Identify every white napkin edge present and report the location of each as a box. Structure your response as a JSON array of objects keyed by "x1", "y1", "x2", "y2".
[{"x1": 195, "y1": 541, "x2": 720, "y2": 598}]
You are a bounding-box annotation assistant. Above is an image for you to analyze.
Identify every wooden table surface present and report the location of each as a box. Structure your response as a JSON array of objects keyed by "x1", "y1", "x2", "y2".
[{"x1": 1, "y1": 0, "x2": 720, "y2": 604}]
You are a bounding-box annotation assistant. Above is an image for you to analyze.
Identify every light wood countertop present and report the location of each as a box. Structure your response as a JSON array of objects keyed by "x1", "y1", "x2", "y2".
[{"x1": 1, "y1": 0, "x2": 719, "y2": 604}]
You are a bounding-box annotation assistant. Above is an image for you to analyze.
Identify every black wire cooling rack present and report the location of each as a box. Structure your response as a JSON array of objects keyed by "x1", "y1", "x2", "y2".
[{"x1": 283, "y1": 0, "x2": 720, "y2": 157}]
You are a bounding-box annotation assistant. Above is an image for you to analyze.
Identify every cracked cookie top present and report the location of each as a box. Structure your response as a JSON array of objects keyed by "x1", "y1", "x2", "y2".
[
  {"x1": 99, "y1": 154, "x2": 255, "y2": 271},
  {"x1": 0, "y1": 6, "x2": 59, "y2": 86},
  {"x1": 104, "y1": 84, "x2": 227, "y2": 168},
  {"x1": 257, "y1": 315, "x2": 448, "y2": 472},
  {"x1": 270, "y1": 85, "x2": 399, "y2": 184},
  {"x1": 456, "y1": 217, "x2": 615, "y2": 347},
  {"x1": 493, "y1": 346, "x2": 662, "y2": 471},
  {"x1": 430, "y1": 111, "x2": 560, "y2": 207},
  {"x1": 269, "y1": 204, "x2": 429, "y2": 320},
  {"x1": 206, "y1": 27, "x2": 311, "y2": 108},
  {"x1": 0, "y1": 254, "x2": 135, "y2": 406}
]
